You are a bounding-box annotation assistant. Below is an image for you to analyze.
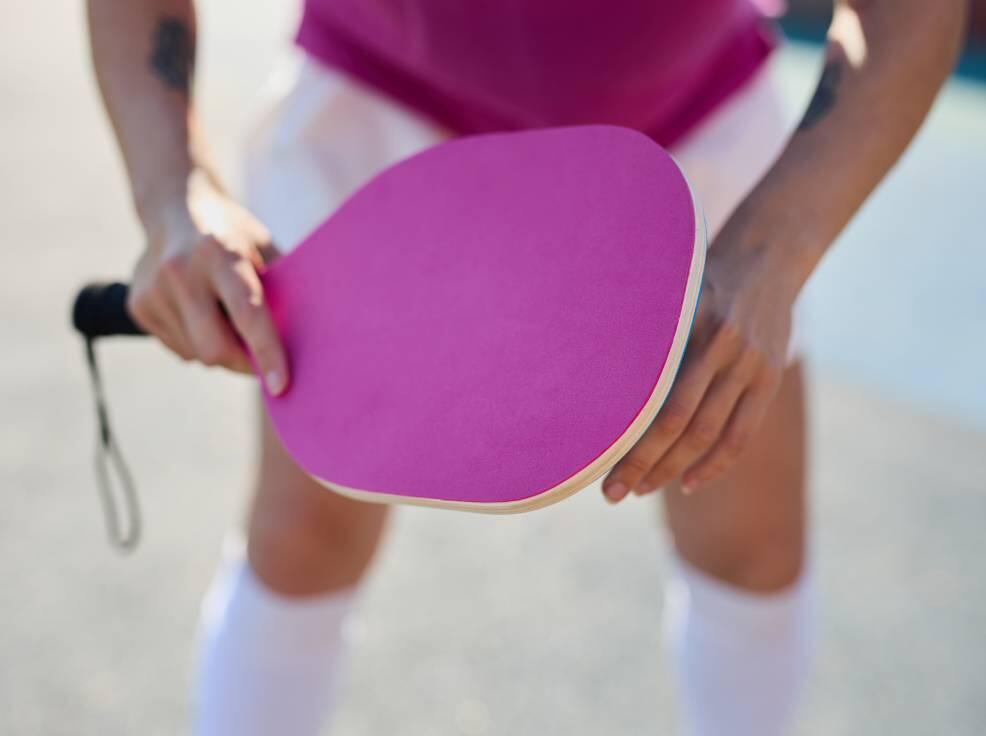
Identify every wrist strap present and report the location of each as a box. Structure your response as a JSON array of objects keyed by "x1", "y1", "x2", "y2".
[{"x1": 83, "y1": 337, "x2": 141, "y2": 552}]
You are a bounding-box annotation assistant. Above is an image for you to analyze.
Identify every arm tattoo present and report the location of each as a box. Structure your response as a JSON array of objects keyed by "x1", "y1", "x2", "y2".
[
  {"x1": 149, "y1": 17, "x2": 195, "y2": 92},
  {"x1": 798, "y1": 56, "x2": 844, "y2": 132}
]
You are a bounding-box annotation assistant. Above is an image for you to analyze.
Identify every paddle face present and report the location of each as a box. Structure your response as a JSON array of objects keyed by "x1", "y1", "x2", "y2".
[{"x1": 260, "y1": 125, "x2": 705, "y2": 512}]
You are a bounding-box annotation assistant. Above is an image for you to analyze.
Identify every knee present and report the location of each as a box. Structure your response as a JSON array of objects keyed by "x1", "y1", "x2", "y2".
[
  {"x1": 731, "y1": 530, "x2": 806, "y2": 592},
  {"x1": 675, "y1": 526, "x2": 807, "y2": 593},
  {"x1": 248, "y1": 477, "x2": 389, "y2": 596}
]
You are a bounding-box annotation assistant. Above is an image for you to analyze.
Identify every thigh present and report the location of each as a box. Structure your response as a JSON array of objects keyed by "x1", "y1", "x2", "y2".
[
  {"x1": 672, "y1": 55, "x2": 810, "y2": 362},
  {"x1": 662, "y1": 362, "x2": 808, "y2": 592},
  {"x1": 662, "y1": 56, "x2": 809, "y2": 590},
  {"x1": 241, "y1": 56, "x2": 449, "y2": 595},
  {"x1": 242, "y1": 54, "x2": 452, "y2": 252}
]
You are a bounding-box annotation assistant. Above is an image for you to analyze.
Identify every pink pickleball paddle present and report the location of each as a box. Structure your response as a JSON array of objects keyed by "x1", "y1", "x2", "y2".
[{"x1": 259, "y1": 125, "x2": 705, "y2": 512}]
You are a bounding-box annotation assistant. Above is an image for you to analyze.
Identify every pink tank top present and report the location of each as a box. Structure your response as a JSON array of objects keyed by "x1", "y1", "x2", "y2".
[{"x1": 296, "y1": 0, "x2": 778, "y2": 147}]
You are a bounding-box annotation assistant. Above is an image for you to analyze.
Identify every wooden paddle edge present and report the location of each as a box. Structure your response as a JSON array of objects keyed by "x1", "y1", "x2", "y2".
[{"x1": 315, "y1": 175, "x2": 708, "y2": 513}]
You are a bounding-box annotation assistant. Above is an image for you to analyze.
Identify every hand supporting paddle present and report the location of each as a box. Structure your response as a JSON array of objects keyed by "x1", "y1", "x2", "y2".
[{"x1": 72, "y1": 125, "x2": 706, "y2": 548}]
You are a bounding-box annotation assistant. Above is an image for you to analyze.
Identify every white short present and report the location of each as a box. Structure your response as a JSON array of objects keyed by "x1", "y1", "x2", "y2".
[{"x1": 243, "y1": 53, "x2": 807, "y2": 360}]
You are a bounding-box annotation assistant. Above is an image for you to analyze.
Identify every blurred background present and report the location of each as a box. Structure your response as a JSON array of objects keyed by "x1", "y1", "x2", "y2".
[{"x1": 1, "y1": 1, "x2": 984, "y2": 734}]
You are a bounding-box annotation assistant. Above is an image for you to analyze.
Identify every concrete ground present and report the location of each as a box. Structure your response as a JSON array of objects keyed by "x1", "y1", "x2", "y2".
[{"x1": 2, "y1": 2, "x2": 984, "y2": 734}]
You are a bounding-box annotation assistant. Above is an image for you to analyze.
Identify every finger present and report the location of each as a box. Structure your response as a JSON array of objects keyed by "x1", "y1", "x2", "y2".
[
  {"x1": 145, "y1": 314, "x2": 196, "y2": 361},
  {"x1": 687, "y1": 292, "x2": 717, "y2": 347},
  {"x1": 212, "y1": 255, "x2": 289, "y2": 394},
  {"x1": 255, "y1": 240, "x2": 281, "y2": 266},
  {"x1": 637, "y1": 367, "x2": 749, "y2": 494},
  {"x1": 681, "y1": 384, "x2": 772, "y2": 491},
  {"x1": 129, "y1": 288, "x2": 195, "y2": 361},
  {"x1": 137, "y1": 309, "x2": 194, "y2": 361},
  {"x1": 601, "y1": 342, "x2": 724, "y2": 503},
  {"x1": 156, "y1": 291, "x2": 199, "y2": 358},
  {"x1": 178, "y1": 290, "x2": 247, "y2": 369},
  {"x1": 163, "y1": 256, "x2": 245, "y2": 369},
  {"x1": 628, "y1": 319, "x2": 745, "y2": 465},
  {"x1": 239, "y1": 214, "x2": 278, "y2": 267},
  {"x1": 601, "y1": 427, "x2": 671, "y2": 503}
]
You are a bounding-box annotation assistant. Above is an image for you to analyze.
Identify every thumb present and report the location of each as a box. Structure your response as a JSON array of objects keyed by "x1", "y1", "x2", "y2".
[
  {"x1": 256, "y1": 240, "x2": 282, "y2": 266},
  {"x1": 685, "y1": 280, "x2": 720, "y2": 352}
]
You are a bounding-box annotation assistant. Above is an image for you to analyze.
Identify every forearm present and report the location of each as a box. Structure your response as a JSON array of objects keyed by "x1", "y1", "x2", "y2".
[
  {"x1": 726, "y1": 0, "x2": 967, "y2": 290},
  {"x1": 87, "y1": 0, "x2": 220, "y2": 230}
]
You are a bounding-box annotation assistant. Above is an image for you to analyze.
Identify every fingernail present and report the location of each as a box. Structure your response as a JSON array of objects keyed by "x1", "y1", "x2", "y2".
[
  {"x1": 266, "y1": 370, "x2": 286, "y2": 395},
  {"x1": 681, "y1": 480, "x2": 696, "y2": 495},
  {"x1": 603, "y1": 482, "x2": 628, "y2": 503}
]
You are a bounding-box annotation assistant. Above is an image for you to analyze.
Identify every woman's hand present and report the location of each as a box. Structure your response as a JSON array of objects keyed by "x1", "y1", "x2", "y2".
[
  {"x1": 128, "y1": 171, "x2": 288, "y2": 394},
  {"x1": 602, "y1": 238, "x2": 801, "y2": 501},
  {"x1": 597, "y1": 0, "x2": 966, "y2": 505}
]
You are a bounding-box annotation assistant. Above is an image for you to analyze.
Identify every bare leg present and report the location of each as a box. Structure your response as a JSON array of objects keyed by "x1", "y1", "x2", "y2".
[
  {"x1": 664, "y1": 362, "x2": 807, "y2": 591},
  {"x1": 248, "y1": 405, "x2": 390, "y2": 596},
  {"x1": 193, "y1": 404, "x2": 390, "y2": 736},
  {"x1": 662, "y1": 362, "x2": 815, "y2": 736}
]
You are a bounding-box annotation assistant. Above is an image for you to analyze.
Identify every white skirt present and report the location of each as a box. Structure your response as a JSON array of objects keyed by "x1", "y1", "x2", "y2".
[{"x1": 242, "y1": 52, "x2": 808, "y2": 360}]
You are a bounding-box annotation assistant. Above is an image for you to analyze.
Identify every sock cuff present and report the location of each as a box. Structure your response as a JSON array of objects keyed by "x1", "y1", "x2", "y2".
[
  {"x1": 200, "y1": 535, "x2": 359, "y2": 655},
  {"x1": 666, "y1": 553, "x2": 816, "y2": 637},
  {"x1": 193, "y1": 535, "x2": 355, "y2": 736},
  {"x1": 662, "y1": 551, "x2": 819, "y2": 736}
]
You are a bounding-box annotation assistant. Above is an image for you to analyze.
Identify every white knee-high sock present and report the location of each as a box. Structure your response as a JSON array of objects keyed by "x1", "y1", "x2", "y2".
[
  {"x1": 193, "y1": 539, "x2": 356, "y2": 736},
  {"x1": 663, "y1": 554, "x2": 817, "y2": 736}
]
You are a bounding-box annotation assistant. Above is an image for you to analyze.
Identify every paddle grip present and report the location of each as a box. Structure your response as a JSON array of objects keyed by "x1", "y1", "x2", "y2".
[{"x1": 72, "y1": 282, "x2": 146, "y2": 339}]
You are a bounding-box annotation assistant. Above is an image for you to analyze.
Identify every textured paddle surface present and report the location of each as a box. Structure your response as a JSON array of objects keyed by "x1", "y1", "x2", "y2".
[{"x1": 261, "y1": 125, "x2": 697, "y2": 504}]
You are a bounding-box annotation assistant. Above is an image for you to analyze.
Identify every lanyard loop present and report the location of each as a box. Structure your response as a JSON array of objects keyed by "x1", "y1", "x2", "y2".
[{"x1": 84, "y1": 338, "x2": 141, "y2": 552}]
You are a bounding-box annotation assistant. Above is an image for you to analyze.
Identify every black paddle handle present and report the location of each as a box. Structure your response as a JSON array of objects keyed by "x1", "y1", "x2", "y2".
[{"x1": 72, "y1": 282, "x2": 146, "y2": 339}]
